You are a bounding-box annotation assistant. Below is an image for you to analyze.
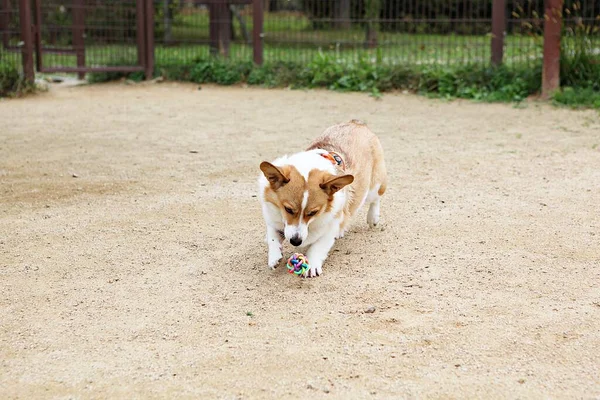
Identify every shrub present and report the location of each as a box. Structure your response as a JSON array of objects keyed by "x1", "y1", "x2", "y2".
[
  {"x1": 190, "y1": 59, "x2": 253, "y2": 85},
  {"x1": 553, "y1": 87, "x2": 600, "y2": 109},
  {"x1": 178, "y1": 54, "x2": 544, "y2": 102},
  {"x1": 0, "y1": 53, "x2": 29, "y2": 97},
  {"x1": 85, "y1": 50, "x2": 598, "y2": 109}
]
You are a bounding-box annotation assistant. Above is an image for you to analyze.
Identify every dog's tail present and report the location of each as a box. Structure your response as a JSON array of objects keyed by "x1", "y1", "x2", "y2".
[{"x1": 349, "y1": 119, "x2": 366, "y2": 126}]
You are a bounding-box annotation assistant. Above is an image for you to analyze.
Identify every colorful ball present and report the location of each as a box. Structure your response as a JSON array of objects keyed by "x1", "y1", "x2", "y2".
[{"x1": 286, "y1": 253, "x2": 310, "y2": 276}]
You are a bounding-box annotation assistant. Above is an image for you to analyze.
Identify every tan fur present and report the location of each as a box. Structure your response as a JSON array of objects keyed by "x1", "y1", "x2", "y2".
[
  {"x1": 305, "y1": 170, "x2": 333, "y2": 215},
  {"x1": 262, "y1": 165, "x2": 353, "y2": 225},
  {"x1": 263, "y1": 165, "x2": 305, "y2": 225},
  {"x1": 307, "y1": 120, "x2": 387, "y2": 228}
]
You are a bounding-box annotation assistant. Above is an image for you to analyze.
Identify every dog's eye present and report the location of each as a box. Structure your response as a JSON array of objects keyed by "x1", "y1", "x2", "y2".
[
  {"x1": 284, "y1": 207, "x2": 294, "y2": 215},
  {"x1": 307, "y1": 210, "x2": 318, "y2": 217}
]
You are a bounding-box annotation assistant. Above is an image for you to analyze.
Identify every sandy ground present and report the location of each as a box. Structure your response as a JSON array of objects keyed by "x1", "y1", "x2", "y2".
[{"x1": 1, "y1": 83, "x2": 599, "y2": 399}]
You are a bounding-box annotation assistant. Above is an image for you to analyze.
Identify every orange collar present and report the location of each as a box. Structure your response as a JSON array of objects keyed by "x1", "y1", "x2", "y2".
[{"x1": 320, "y1": 151, "x2": 345, "y2": 170}]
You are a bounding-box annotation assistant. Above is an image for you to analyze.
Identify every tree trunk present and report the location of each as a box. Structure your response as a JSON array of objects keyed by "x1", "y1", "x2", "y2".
[
  {"x1": 164, "y1": 0, "x2": 173, "y2": 44},
  {"x1": 334, "y1": 0, "x2": 351, "y2": 29},
  {"x1": 1, "y1": 0, "x2": 10, "y2": 49},
  {"x1": 364, "y1": 0, "x2": 379, "y2": 48},
  {"x1": 365, "y1": 24, "x2": 378, "y2": 48},
  {"x1": 268, "y1": 0, "x2": 279, "y2": 12},
  {"x1": 230, "y1": 5, "x2": 250, "y2": 44}
]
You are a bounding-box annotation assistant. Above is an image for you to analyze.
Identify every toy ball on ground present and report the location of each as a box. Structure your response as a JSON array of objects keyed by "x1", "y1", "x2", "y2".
[{"x1": 286, "y1": 253, "x2": 310, "y2": 276}]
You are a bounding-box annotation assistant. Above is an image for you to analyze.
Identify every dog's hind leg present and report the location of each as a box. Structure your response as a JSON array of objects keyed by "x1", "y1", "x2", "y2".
[
  {"x1": 336, "y1": 213, "x2": 348, "y2": 238},
  {"x1": 367, "y1": 198, "x2": 380, "y2": 228},
  {"x1": 367, "y1": 183, "x2": 386, "y2": 228},
  {"x1": 366, "y1": 136, "x2": 387, "y2": 228}
]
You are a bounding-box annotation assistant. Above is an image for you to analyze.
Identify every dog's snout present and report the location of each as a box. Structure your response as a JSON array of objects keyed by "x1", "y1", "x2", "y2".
[{"x1": 290, "y1": 236, "x2": 302, "y2": 247}]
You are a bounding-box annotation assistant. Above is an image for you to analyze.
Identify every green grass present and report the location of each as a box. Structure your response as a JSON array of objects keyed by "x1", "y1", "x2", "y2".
[
  {"x1": 159, "y1": 9, "x2": 544, "y2": 67},
  {"x1": 39, "y1": 33, "x2": 543, "y2": 71}
]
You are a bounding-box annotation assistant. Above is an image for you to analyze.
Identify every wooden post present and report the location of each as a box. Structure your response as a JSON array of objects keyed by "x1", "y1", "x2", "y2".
[
  {"x1": 253, "y1": 0, "x2": 263, "y2": 64},
  {"x1": 144, "y1": 0, "x2": 154, "y2": 79},
  {"x1": 491, "y1": 0, "x2": 505, "y2": 66},
  {"x1": 72, "y1": 0, "x2": 85, "y2": 80},
  {"x1": 542, "y1": 0, "x2": 563, "y2": 98},
  {"x1": 136, "y1": 0, "x2": 146, "y2": 70},
  {"x1": 18, "y1": 0, "x2": 34, "y2": 82}
]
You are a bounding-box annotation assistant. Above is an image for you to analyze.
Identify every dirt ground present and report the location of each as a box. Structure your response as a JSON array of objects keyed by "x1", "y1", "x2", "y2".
[{"x1": 1, "y1": 83, "x2": 599, "y2": 399}]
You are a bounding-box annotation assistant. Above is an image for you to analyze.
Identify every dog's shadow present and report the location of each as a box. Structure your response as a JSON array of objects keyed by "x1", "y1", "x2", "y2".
[{"x1": 273, "y1": 221, "x2": 387, "y2": 276}]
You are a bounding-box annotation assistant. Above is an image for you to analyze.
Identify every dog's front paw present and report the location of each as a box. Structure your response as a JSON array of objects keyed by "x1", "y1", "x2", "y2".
[
  {"x1": 268, "y1": 250, "x2": 282, "y2": 269},
  {"x1": 303, "y1": 260, "x2": 323, "y2": 278},
  {"x1": 336, "y1": 229, "x2": 346, "y2": 239}
]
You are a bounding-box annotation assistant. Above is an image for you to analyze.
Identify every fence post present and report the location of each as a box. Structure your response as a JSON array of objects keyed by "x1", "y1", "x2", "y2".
[
  {"x1": 491, "y1": 0, "x2": 505, "y2": 66},
  {"x1": 542, "y1": 0, "x2": 563, "y2": 98},
  {"x1": 18, "y1": 0, "x2": 34, "y2": 83},
  {"x1": 72, "y1": 0, "x2": 85, "y2": 80},
  {"x1": 136, "y1": 0, "x2": 146, "y2": 73},
  {"x1": 253, "y1": 0, "x2": 263, "y2": 64},
  {"x1": 144, "y1": 0, "x2": 154, "y2": 79}
]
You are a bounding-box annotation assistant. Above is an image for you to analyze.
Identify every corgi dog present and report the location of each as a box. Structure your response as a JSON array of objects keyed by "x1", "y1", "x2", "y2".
[{"x1": 258, "y1": 120, "x2": 387, "y2": 278}]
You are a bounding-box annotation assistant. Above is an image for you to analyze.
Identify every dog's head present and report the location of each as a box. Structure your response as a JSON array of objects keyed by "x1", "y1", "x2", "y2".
[{"x1": 260, "y1": 161, "x2": 353, "y2": 246}]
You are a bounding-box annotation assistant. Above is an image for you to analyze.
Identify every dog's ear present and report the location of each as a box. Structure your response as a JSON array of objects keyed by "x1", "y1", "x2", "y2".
[
  {"x1": 320, "y1": 174, "x2": 354, "y2": 197},
  {"x1": 260, "y1": 162, "x2": 289, "y2": 190}
]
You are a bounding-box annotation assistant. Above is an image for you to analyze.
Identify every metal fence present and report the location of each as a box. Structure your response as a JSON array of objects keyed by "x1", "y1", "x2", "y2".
[
  {"x1": 1, "y1": 0, "x2": 599, "y2": 79},
  {"x1": 137, "y1": 0, "x2": 600, "y2": 68},
  {"x1": 0, "y1": 0, "x2": 21, "y2": 70},
  {"x1": 154, "y1": 0, "x2": 542, "y2": 66}
]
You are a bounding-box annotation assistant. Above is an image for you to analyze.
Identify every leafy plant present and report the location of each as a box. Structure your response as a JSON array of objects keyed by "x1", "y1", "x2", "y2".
[
  {"x1": 0, "y1": 52, "x2": 31, "y2": 97},
  {"x1": 84, "y1": 47, "x2": 598, "y2": 109},
  {"x1": 553, "y1": 86, "x2": 600, "y2": 109},
  {"x1": 190, "y1": 58, "x2": 253, "y2": 85}
]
